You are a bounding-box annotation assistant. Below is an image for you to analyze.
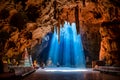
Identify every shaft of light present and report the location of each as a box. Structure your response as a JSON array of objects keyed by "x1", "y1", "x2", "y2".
[{"x1": 47, "y1": 21, "x2": 86, "y2": 68}]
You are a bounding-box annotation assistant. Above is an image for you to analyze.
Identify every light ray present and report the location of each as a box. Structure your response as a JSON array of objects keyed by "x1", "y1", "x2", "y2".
[{"x1": 47, "y1": 21, "x2": 86, "y2": 68}]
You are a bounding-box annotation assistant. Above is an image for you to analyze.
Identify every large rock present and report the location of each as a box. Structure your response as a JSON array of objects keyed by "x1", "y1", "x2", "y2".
[{"x1": 99, "y1": 20, "x2": 120, "y2": 66}]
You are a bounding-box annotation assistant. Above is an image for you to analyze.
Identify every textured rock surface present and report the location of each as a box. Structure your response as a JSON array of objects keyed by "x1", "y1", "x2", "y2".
[
  {"x1": 0, "y1": 0, "x2": 120, "y2": 66},
  {"x1": 99, "y1": 20, "x2": 120, "y2": 66}
]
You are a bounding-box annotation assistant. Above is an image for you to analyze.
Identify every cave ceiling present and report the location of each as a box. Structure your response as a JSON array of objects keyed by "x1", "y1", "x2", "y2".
[{"x1": 0, "y1": 0, "x2": 120, "y2": 59}]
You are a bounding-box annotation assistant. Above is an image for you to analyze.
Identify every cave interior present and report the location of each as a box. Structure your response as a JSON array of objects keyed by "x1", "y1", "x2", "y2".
[{"x1": 0, "y1": 0, "x2": 120, "y2": 75}]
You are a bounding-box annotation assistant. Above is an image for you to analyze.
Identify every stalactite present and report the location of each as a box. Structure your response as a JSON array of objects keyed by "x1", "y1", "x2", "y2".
[
  {"x1": 70, "y1": 22, "x2": 72, "y2": 26},
  {"x1": 57, "y1": 22, "x2": 60, "y2": 43},
  {"x1": 75, "y1": 5, "x2": 80, "y2": 34},
  {"x1": 53, "y1": 0, "x2": 57, "y2": 19},
  {"x1": 83, "y1": 0, "x2": 86, "y2": 7},
  {"x1": 55, "y1": 25, "x2": 57, "y2": 34},
  {"x1": 61, "y1": 19, "x2": 64, "y2": 27},
  {"x1": 67, "y1": 12, "x2": 69, "y2": 23},
  {"x1": 51, "y1": 26, "x2": 54, "y2": 33},
  {"x1": 53, "y1": 0, "x2": 60, "y2": 43}
]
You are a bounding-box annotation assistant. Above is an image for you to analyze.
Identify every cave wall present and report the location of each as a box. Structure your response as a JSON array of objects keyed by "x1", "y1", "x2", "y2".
[
  {"x1": 100, "y1": 20, "x2": 120, "y2": 66},
  {"x1": 0, "y1": 0, "x2": 52, "y2": 58},
  {"x1": 0, "y1": 0, "x2": 120, "y2": 66}
]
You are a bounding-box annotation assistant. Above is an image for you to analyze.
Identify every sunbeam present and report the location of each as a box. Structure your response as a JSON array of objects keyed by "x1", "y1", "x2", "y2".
[{"x1": 47, "y1": 21, "x2": 85, "y2": 68}]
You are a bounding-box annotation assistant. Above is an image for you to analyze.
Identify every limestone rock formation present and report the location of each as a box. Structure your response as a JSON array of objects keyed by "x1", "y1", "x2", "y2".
[
  {"x1": 99, "y1": 20, "x2": 120, "y2": 66},
  {"x1": 0, "y1": 0, "x2": 120, "y2": 66}
]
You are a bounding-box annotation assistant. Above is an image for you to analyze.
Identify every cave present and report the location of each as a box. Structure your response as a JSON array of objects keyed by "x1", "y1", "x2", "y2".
[{"x1": 0, "y1": 0, "x2": 120, "y2": 80}]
